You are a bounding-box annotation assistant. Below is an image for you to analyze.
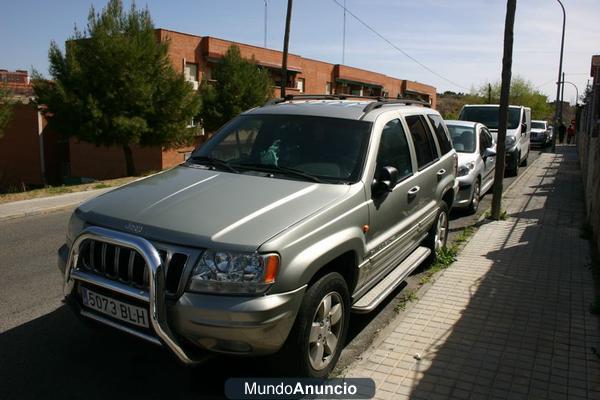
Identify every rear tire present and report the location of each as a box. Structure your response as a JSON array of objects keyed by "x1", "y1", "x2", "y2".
[
  {"x1": 277, "y1": 272, "x2": 350, "y2": 378},
  {"x1": 425, "y1": 202, "x2": 450, "y2": 263}
]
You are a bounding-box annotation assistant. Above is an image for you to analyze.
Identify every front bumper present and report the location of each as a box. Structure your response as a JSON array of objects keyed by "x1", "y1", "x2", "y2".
[
  {"x1": 453, "y1": 177, "x2": 474, "y2": 208},
  {"x1": 60, "y1": 226, "x2": 305, "y2": 363}
]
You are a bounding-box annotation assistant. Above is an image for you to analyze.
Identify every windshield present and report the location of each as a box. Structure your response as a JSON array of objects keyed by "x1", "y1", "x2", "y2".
[
  {"x1": 459, "y1": 106, "x2": 521, "y2": 130},
  {"x1": 447, "y1": 125, "x2": 476, "y2": 153},
  {"x1": 531, "y1": 121, "x2": 546, "y2": 129},
  {"x1": 190, "y1": 114, "x2": 372, "y2": 183}
]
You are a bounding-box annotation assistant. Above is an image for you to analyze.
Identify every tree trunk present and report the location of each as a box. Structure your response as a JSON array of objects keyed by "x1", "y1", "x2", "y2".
[
  {"x1": 491, "y1": 0, "x2": 517, "y2": 221},
  {"x1": 122, "y1": 144, "x2": 136, "y2": 177}
]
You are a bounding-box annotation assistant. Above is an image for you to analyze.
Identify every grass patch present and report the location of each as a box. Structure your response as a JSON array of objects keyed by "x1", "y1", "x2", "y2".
[
  {"x1": 46, "y1": 186, "x2": 73, "y2": 195},
  {"x1": 93, "y1": 183, "x2": 111, "y2": 189},
  {"x1": 454, "y1": 226, "x2": 475, "y2": 246},
  {"x1": 394, "y1": 290, "x2": 418, "y2": 313},
  {"x1": 484, "y1": 209, "x2": 508, "y2": 220}
]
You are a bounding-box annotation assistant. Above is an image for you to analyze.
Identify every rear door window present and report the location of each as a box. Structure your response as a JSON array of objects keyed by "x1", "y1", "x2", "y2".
[
  {"x1": 427, "y1": 114, "x2": 453, "y2": 155},
  {"x1": 406, "y1": 115, "x2": 439, "y2": 170}
]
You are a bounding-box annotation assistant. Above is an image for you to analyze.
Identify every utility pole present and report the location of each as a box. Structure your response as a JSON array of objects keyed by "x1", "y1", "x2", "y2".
[
  {"x1": 281, "y1": 0, "x2": 293, "y2": 98},
  {"x1": 342, "y1": 0, "x2": 346, "y2": 65},
  {"x1": 264, "y1": 0, "x2": 268, "y2": 48},
  {"x1": 551, "y1": 0, "x2": 565, "y2": 153},
  {"x1": 491, "y1": 0, "x2": 517, "y2": 221},
  {"x1": 488, "y1": 83, "x2": 492, "y2": 103},
  {"x1": 560, "y1": 71, "x2": 565, "y2": 123}
]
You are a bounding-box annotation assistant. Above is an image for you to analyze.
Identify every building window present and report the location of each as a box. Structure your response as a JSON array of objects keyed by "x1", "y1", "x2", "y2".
[
  {"x1": 297, "y1": 78, "x2": 305, "y2": 93},
  {"x1": 325, "y1": 82, "x2": 332, "y2": 95},
  {"x1": 184, "y1": 62, "x2": 199, "y2": 89}
]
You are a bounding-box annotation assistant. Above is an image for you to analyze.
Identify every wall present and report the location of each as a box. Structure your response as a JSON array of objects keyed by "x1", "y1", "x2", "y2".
[
  {"x1": 69, "y1": 140, "x2": 163, "y2": 179},
  {"x1": 577, "y1": 54, "x2": 600, "y2": 252},
  {"x1": 0, "y1": 104, "x2": 42, "y2": 190}
]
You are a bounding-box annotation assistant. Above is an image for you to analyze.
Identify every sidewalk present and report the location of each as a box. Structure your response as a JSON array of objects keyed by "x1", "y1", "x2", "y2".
[
  {"x1": 344, "y1": 145, "x2": 600, "y2": 399},
  {"x1": 0, "y1": 188, "x2": 111, "y2": 221}
]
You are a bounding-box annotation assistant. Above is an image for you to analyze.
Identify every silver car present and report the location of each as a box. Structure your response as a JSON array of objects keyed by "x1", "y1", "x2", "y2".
[
  {"x1": 58, "y1": 97, "x2": 457, "y2": 377},
  {"x1": 446, "y1": 120, "x2": 496, "y2": 213}
]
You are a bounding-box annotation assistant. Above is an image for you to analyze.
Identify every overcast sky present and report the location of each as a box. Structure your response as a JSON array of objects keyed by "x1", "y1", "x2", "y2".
[{"x1": 1, "y1": 0, "x2": 598, "y2": 104}]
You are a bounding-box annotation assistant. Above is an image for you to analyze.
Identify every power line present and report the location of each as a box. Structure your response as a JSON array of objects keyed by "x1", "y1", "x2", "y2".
[{"x1": 331, "y1": 0, "x2": 468, "y2": 90}]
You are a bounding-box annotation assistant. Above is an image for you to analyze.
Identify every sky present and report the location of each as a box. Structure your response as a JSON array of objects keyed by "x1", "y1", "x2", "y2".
[{"x1": 1, "y1": 0, "x2": 599, "y2": 104}]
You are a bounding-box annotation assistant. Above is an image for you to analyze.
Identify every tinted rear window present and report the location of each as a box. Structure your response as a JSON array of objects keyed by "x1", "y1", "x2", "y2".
[
  {"x1": 459, "y1": 106, "x2": 521, "y2": 130},
  {"x1": 427, "y1": 114, "x2": 453, "y2": 155},
  {"x1": 406, "y1": 115, "x2": 438, "y2": 169}
]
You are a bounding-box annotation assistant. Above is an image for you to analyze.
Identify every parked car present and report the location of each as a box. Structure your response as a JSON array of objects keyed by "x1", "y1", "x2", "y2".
[
  {"x1": 530, "y1": 120, "x2": 551, "y2": 147},
  {"x1": 58, "y1": 96, "x2": 458, "y2": 377},
  {"x1": 446, "y1": 120, "x2": 496, "y2": 213},
  {"x1": 459, "y1": 104, "x2": 531, "y2": 176}
]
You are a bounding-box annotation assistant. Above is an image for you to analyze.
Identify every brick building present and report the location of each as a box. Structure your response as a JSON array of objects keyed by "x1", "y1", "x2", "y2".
[
  {"x1": 61, "y1": 29, "x2": 437, "y2": 180},
  {"x1": 0, "y1": 70, "x2": 67, "y2": 191}
]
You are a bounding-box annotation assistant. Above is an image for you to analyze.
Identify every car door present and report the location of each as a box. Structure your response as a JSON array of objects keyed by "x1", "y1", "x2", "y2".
[
  {"x1": 404, "y1": 113, "x2": 441, "y2": 240},
  {"x1": 362, "y1": 117, "x2": 419, "y2": 286}
]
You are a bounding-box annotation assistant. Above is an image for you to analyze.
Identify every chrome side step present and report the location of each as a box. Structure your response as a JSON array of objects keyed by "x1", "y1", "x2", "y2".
[{"x1": 352, "y1": 246, "x2": 431, "y2": 313}]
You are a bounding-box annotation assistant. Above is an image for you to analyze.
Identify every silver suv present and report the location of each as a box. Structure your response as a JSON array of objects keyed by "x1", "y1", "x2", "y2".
[{"x1": 58, "y1": 96, "x2": 458, "y2": 377}]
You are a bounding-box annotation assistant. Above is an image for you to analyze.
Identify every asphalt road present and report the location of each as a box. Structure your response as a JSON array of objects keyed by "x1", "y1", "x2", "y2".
[{"x1": 0, "y1": 149, "x2": 541, "y2": 399}]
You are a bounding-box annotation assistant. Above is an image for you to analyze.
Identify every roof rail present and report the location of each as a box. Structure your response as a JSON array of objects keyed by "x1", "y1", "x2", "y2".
[
  {"x1": 263, "y1": 93, "x2": 388, "y2": 106},
  {"x1": 262, "y1": 94, "x2": 431, "y2": 113},
  {"x1": 362, "y1": 98, "x2": 431, "y2": 114}
]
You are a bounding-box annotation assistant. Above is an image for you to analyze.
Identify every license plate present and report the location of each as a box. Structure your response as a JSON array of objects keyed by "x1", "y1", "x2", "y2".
[{"x1": 82, "y1": 287, "x2": 150, "y2": 328}]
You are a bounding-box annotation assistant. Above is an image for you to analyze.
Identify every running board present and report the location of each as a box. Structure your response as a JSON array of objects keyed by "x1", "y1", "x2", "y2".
[{"x1": 352, "y1": 246, "x2": 431, "y2": 313}]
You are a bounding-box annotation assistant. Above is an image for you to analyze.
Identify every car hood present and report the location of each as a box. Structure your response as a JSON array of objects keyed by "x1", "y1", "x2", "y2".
[
  {"x1": 77, "y1": 166, "x2": 351, "y2": 251},
  {"x1": 531, "y1": 128, "x2": 546, "y2": 133},
  {"x1": 488, "y1": 128, "x2": 518, "y2": 141},
  {"x1": 456, "y1": 151, "x2": 478, "y2": 167}
]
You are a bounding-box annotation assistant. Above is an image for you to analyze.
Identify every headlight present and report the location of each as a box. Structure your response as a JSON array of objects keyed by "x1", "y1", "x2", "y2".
[
  {"x1": 457, "y1": 162, "x2": 475, "y2": 177},
  {"x1": 187, "y1": 250, "x2": 279, "y2": 294},
  {"x1": 505, "y1": 136, "x2": 516, "y2": 147}
]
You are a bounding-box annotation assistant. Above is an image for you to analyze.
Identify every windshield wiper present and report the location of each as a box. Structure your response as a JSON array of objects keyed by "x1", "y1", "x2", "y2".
[
  {"x1": 234, "y1": 163, "x2": 322, "y2": 183},
  {"x1": 188, "y1": 156, "x2": 239, "y2": 173}
]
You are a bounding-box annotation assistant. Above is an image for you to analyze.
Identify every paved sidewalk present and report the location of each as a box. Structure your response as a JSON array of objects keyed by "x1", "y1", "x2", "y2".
[
  {"x1": 344, "y1": 145, "x2": 600, "y2": 399},
  {"x1": 0, "y1": 188, "x2": 111, "y2": 221}
]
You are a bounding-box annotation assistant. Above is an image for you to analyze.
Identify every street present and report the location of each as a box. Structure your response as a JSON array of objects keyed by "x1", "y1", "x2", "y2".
[{"x1": 0, "y1": 150, "x2": 542, "y2": 399}]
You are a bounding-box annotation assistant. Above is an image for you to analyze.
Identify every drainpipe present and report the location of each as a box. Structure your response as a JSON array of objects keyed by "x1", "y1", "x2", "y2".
[{"x1": 37, "y1": 110, "x2": 46, "y2": 186}]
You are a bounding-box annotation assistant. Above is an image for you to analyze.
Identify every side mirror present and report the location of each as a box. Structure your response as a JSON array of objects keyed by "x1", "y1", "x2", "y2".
[
  {"x1": 372, "y1": 166, "x2": 399, "y2": 196},
  {"x1": 483, "y1": 147, "x2": 496, "y2": 158},
  {"x1": 521, "y1": 123, "x2": 527, "y2": 132}
]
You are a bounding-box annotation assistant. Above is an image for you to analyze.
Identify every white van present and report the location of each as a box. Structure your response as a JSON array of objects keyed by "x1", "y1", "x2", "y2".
[{"x1": 459, "y1": 104, "x2": 531, "y2": 176}]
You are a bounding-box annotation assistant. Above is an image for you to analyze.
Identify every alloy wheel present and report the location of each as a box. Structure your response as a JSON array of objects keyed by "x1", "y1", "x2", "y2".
[
  {"x1": 434, "y1": 210, "x2": 448, "y2": 252},
  {"x1": 308, "y1": 291, "x2": 344, "y2": 371}
]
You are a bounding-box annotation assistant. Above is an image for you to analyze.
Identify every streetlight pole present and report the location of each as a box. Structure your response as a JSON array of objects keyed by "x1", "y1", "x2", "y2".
[
  {"x1": 561, "y1": 79, "x2": 579, "y2": 105},
  {"x1": 551, "y1": 0, "x2": 565, "y2": 153},
  {"x1": 264, "y1": 0, "x2": 268, "y2": 48},
  {"x1": 280, "y1": 0, "x2": 293, "y2": 98}
]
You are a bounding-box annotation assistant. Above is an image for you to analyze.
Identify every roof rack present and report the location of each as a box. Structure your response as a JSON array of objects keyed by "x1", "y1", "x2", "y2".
[
  {"x1": 263, "y1": 93, "x2": 388, "y2": 106},
  {"x1": 262, "y1": 94, "x2": 431, "y2": 113},
  {"x1": 361, "y1": 98, "x2": 431, "y2": 114}
]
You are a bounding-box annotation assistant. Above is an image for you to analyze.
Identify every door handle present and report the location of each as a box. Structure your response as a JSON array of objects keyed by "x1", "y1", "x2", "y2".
[{"x1": 407, "y1": 186, "x2": 420, "y2": 197}]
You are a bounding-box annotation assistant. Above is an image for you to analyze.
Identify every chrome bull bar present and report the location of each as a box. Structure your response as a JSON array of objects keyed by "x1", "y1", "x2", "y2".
[{"x1": 64, "y1": 226, "x2": 199, "y2": 364}]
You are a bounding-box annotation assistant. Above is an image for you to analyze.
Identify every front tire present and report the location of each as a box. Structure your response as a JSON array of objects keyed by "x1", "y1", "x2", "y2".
[
  {"x1": 468, "y1": 179, "x2": 481, "y2": 214},
  {"x1": 278, "y1": 272, "x2": 350, "y2": 377}
]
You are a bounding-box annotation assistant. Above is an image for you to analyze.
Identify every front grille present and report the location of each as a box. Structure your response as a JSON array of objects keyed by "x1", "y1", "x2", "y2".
[{"x1": 76, "y1": 239, "x2": 189, "y2": 294}]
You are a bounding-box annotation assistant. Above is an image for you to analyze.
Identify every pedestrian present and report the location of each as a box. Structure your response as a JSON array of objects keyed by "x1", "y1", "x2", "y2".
[
  {"x1": 567, "y1": 124, "x2": 575, "y2": 144},
  {"x1": 558, "y1": 123, "x2": 566, "y2": 144}
]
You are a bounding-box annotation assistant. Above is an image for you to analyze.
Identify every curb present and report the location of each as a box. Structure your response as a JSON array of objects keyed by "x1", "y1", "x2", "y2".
[{"x1": 0, "y1": 203, "x2": 80, "y2": 222}]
